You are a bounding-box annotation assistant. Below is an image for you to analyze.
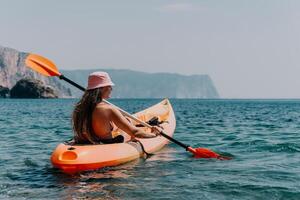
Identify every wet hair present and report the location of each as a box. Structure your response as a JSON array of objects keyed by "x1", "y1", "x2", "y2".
[{"x1": 72, "y1": 87, "x2": 102, "y2": 144}]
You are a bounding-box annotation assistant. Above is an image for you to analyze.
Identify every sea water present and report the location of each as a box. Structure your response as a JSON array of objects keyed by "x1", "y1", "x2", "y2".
[{"x1": 0, "y1": 99, "x2": 299, "y2": 200}]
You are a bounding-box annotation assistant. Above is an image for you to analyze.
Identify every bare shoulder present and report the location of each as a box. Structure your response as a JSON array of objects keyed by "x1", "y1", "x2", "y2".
[
  {"x1": 94, "y1": 102, "x2": 114, "y2": 114},
  {"x1": 107, "y1": 105, "x2": 121, "y2": 116},
  {"x1": 94, "y1": 102, "x2": 125, "y2": 121}
]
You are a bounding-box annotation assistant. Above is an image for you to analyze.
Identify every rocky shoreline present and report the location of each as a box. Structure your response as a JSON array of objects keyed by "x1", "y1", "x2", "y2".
[
  {"x1": 0, "y1": 85, "x2": 9, "y2": 98},
  {"x1": 0, "y1": 78, "x2": 58, "y2": 98},
  {"x1": 0, "y1": 46, "x2": 72, "y2": 98}
]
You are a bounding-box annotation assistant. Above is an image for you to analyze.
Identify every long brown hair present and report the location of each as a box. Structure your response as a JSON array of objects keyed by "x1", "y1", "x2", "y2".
[{"x1": 72, "y1": 88, "x2": 102, "y2": 144}]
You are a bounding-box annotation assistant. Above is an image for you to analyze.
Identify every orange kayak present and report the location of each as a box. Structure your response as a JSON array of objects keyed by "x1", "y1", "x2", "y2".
[{"x1": 51, "y1": 99, "x2": 176, "y2": 173}]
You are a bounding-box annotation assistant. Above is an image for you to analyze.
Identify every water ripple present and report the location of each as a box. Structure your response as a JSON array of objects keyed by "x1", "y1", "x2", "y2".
[{"x1": 1, "y1": 99, "x2": 300, "y2": 199}]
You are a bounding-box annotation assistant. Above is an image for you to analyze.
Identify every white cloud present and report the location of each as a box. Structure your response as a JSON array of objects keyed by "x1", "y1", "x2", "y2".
[{"x1": 157, "y1": 3, "x2": 203, "y2": 13}]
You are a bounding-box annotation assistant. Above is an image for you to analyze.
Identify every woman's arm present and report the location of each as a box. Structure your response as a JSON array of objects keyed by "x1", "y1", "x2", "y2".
[{"x1": 109, "y1": 106, "x2": 157, "y2": 139}]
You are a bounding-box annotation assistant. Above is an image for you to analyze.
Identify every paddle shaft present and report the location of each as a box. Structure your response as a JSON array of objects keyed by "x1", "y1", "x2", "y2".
[
  {"x1": 59, "y1": 75, "x2": 85, "y2": 91},
  {"x1": 60, "y1": 74, "x2": 190, "y2": 150}
]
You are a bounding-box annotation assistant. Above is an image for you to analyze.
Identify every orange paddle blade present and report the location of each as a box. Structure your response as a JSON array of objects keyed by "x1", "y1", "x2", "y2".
[
  {"x1": 187, "y1": 147, "x2": 231, "y2": 160},
  {"x1": 25, "y1": 54, "x2": 61, "y2": 77}
]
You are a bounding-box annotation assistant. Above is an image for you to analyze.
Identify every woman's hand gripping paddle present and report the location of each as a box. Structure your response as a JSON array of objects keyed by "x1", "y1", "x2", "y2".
[{"x1": 25, "y1": 53, "x2": 231, "y2": 160}]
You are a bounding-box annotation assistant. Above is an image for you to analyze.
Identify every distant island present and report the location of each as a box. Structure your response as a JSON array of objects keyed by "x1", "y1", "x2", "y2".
[
  {"x1": 62, "y1": 69, "x2": 219, "y2": 98},
  {"x1": 0, "y1": 45, "x2": 220, "y2": 98}
]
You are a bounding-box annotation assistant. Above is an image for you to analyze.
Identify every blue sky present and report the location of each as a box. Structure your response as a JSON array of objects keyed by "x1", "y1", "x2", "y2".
[{"x1": 1, "y1": 0, "x2": 300, "y2": 98}]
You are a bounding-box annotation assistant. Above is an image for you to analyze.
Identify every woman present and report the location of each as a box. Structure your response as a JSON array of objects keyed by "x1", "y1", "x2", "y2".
[{"x1": 72, "y1": 71, "x2": 160, "y2": 144}]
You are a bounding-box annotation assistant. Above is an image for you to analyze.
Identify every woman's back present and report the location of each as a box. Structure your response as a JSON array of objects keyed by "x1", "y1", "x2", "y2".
[{"x1": 92, "y1": 102, "x2": 115, "y2": 140}]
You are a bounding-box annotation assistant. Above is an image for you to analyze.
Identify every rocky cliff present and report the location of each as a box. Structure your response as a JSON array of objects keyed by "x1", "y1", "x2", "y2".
[
  {"x1": 0, "y1": 45, "x2": 220, "y2": 98},
  {"x1": 0, "y1": 46, "x2": 71, "y2": 97}
]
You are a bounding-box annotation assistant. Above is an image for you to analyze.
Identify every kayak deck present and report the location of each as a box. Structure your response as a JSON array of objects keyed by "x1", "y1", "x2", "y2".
[{"x1": 51, "y1": 99, "x2": 176, "y2": 173}]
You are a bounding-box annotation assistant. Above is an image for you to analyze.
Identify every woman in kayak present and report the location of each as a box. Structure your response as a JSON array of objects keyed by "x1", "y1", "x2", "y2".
[{"x1": 72, "y1": 71, "x2": 160, "y2": 144}]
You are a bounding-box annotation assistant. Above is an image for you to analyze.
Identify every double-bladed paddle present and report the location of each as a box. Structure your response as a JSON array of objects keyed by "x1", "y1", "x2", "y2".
[{"x1": 25, "y1": 54, "x2": 230, "y2": 160}]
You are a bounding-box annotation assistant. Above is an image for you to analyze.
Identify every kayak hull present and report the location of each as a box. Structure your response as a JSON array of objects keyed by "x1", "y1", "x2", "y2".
[{"x1": 51, "y1": 99, "x2": 176, "y2": 173}]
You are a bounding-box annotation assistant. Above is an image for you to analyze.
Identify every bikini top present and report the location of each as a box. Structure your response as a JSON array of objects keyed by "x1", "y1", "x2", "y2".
[{"x1": 75, "y1": 122, "x2": 115, "y2": 144}]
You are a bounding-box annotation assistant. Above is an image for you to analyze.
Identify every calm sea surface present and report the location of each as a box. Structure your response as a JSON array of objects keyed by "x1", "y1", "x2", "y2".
[{"x1": 0, "y1": 99, "x2": 300, "y2": 200}]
